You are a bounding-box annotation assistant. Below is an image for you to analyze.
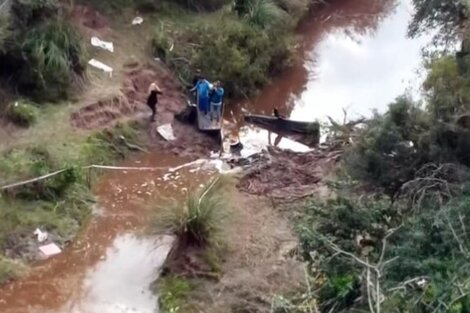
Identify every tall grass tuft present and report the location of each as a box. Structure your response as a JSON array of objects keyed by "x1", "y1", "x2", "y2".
[
  {"x1": 157, "y1": 176, "x2": 232, "y2": 247},
  {"x1": 235, "y1": 0, "x2": 283, "y2": 28},
  {"x1": 244, "y1": 0, "x2": 283, "y2": 28},
  {"x1": 18, "y1": 19, "x2": 86, "y2": 101}
]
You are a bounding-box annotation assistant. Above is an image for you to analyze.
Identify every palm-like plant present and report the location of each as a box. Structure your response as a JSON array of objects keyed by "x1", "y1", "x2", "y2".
[
  {"x1": 157, "y1": 176, "x2": 231, "y2": 247},
  {"x1": 19, "y1": 19, "x2": 86, "y2": 100}
]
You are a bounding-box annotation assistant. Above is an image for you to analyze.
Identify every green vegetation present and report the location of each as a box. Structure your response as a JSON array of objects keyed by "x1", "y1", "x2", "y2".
[
  {"x1": 157, "y1": 275, "x2": 194, "y2": 313},
  {"x1": 5, "y1": 101, "x2": 39, "y2": 127},
  {"x1": 408, "y1": 0, "x2": 467, "y2": 44},
  {"x1": 152, "y1": 0, "x2": 314, "y2": 98},
  {"x1": 157, "y1": 176, "x2": 231, "y2": 247},
  {"x1": 273, "y1": 3, "x2": 470, "y2": 312},
  {"x1": 0, "y1": 121, "x2": 145, "y2": 284},
  {"x1": 0, "y1": 257, "x2": 24, "y2": 284},
  {"x1": 0, "y1": 0, "x2": 86, "y2": 102}
]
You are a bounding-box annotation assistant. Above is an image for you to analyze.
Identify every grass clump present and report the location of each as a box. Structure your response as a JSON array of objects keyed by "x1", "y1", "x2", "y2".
[
  {"x1": 5, "y1": 101, "x2": 39, "y2": 127},
  {"x1": 16, "y1": 19, "x2": 86, "y2": 101},
  {"x1": 0, "y1": 0, "x2": 86, "y2": 102},
  {"x1": 157, "y1": 176, "x2": 231, "y2": 247}
]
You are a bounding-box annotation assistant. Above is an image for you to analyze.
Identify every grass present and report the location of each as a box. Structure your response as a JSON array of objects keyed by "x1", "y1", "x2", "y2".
[
  {"x1": 156, "y1": 176, "x2": 232, "y2": 247},
  {"x1": 5, "y1": 101, "x2": 39, "y2": 127},
  {"x1": 157, "y1": 275, "x2": 195, "y2": 313},
  {"x1": 0, "y1": 119, "x2": 145, "y2": 283},
  {"x1": 0, "y1": 257, "x2": 24, "y2": 285}
]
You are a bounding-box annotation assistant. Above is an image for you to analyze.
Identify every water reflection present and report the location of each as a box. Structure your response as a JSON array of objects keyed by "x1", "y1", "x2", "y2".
[{"x1": 232, "y1": 0, "x2": 430, "y2": 150}]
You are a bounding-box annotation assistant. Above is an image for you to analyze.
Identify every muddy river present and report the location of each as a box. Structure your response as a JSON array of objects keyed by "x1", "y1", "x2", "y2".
[{"x1": 0, "y1": 0, "x2": 429, "y2": 312}]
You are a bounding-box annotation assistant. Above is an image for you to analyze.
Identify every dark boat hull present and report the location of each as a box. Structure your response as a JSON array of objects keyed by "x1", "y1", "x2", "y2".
[{"x1": 244, "y1": 114, "x2": 319, "y2": 134}]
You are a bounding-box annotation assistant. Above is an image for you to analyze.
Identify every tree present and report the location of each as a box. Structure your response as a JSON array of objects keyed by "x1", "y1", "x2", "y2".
[{"x1": 409, "y1": 0, "x2": 468, "y2": 45}]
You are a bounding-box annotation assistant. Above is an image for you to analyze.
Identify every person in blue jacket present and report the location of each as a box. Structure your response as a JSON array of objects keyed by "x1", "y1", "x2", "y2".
[
  {"x1": 190, "y1": 76, "x2": 212, "y2": 115},
  {"x1": 210, "y1": 80, "x2": 224, "y2": 122}
]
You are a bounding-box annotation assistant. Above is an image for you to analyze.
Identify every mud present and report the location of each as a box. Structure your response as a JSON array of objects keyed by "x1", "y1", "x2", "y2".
[
  {"x1": 70, "y1": 5, "x2": 111, "y2": 37},
  {"x1": 0, "y1": 153, "x2": 218, "y2": 313},
  {"x1": 238, "y1": 146, "x2": 342, "y2": 201}
]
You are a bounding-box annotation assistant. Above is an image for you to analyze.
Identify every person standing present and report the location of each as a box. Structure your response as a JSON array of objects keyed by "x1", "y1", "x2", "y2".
[
  {"x1": 188, "y1": 69, "x2": 202, "y2": 105},
  {"x1": 210, "y1": 80, "x2": 224, "y2": 122},
  {"x1": 147, "y1": 82, "x2": 162, "y2": 122},
  {"x1": 190, "y1": 76, "x2": 212, "y2": 115}
]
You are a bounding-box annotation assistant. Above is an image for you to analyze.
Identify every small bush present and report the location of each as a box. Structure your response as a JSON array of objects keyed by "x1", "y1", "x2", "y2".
[
  {"x1": 16, "y1": 19, "x2": 86, "y2": 101},
  {"x1": 153, "y1": 16, "x2": 294, "y2": 98},
  {"x1": 5, "y1": 101, "x2": 38, "y2": 127},
  {"x1": 156, "y1": 176, "x2": 231, "y2": 247}
]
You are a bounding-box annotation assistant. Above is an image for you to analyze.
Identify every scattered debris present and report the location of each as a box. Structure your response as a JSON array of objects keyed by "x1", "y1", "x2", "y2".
[
  {"x1": 33, "y1": 228, "x2": 48, "y2": 243},
  {"x1": 91, "y1": 36, "x2": 114, "y2": 53},
  {"x1": 88, "y1": 59, "x2": 113, "y2": 77},
  {"x1": 238, "y1": 146, "x2": 342, "y2": 201},
  {"x1": 132, "y1": 16, "x2": 143, "y2": 25},
  {"x1": 157, "y1": 123, "x2": 176, "y2": 141},
  {"x1": 39, "y1": 243, "x2": 62, "y2": 258}
]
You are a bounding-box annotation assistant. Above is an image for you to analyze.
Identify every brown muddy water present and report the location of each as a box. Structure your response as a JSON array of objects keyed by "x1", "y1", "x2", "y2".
[
  {"x1": 0, "y1": 0, "x2": 430, "y2": 312},
  {"x1": 235, "y1": 0, "x2": 430, "y2": 149}
]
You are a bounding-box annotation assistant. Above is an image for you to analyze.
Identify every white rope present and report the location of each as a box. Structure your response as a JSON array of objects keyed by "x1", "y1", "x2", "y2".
[{"x1": 0, "y1": 163, "x2": 195, "y2": 191}]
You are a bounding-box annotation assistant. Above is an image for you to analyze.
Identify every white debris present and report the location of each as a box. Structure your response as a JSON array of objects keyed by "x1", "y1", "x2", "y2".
[
  {"x1": 88, "y1": 59, "x2": 113, "y2": 77},
  {"x1": 91, "y1": 36, "x2": 114, "y2": 53},
  {"x1": 132, "y1": 16, "x2": 144, "y2": 25},
  {"x1": 33, "y1": 228, "x2": 48, "y2": 242},
  {"x1": 157, "y1": 123, "x2": 176, "y2": 141},
  {"x1": 39, "y1": 243, "x2": 62, "y2": 257}
]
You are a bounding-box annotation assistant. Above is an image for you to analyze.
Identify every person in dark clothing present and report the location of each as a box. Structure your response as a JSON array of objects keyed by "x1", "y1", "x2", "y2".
[
  {"x1": 188, "y1": 69, "x2": 202, "y2": 90},
  {"x1": 147, "y1": 82, "x2": 162, "y2": 122},
  {"x1": 187, "y1": 69, "x2": 202, "y2": 105}
]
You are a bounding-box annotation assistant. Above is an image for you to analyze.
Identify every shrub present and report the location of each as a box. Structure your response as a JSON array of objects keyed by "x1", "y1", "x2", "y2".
[
  {"x1": 156, "y1": 176, "x2": 231, "y2": 247},
  {"x1": 153, "y1": 16, "x2": 294, "y2": 98},
  {"x1": 5, "y1": 101, "x2": 38, "y2": 127},
  {"x1": 16, "y1": 19, "x2": 86, "y2": 101},
  {"x1": 10, "y1": 0, "x2": 59, "y2": 30},
  {"x1": 345, "y1": 96, "x2": 431, "y2": 196}
]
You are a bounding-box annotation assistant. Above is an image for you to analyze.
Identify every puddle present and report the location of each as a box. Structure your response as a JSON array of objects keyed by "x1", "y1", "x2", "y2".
[{"x1": 67, "y1": 234, "x2": 174, "y2": 313}]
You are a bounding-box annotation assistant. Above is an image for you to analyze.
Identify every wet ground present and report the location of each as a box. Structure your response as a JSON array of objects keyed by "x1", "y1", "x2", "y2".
[{"x1": 0, "y1": 0, "x2": 430, "y2": 312}]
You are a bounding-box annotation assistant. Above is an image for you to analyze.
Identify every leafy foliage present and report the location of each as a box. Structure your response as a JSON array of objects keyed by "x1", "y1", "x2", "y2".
[
  {"x1": 295, "y1": 190, "x2": 470, "y2": 312},
  {"x1": 153, "y1": 11, "x2": 294, "y2": 98},
  {"x1": 0, "y1": 0, "x2": 86, "y2": 102},
  {"x1": 409, "y1": 0, "x2": 467, "y2": 44}
]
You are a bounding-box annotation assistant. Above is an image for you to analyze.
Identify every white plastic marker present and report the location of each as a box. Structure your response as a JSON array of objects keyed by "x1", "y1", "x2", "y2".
[
  {"x1": 132, "y1": 16, "x2": 143, "y2": 25},
  {"x1": 39, "y1": 243, "x2": 62, "y2": 257},
  {"x1": 88, "y1": 59, "x2": 113, "y2": 77},
  {"x1": 91, "y1": 36, "x2": 114, "y2": 53},
  {"x1": 157, "y1": 123, "x2": 176, "y2": 141}
]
